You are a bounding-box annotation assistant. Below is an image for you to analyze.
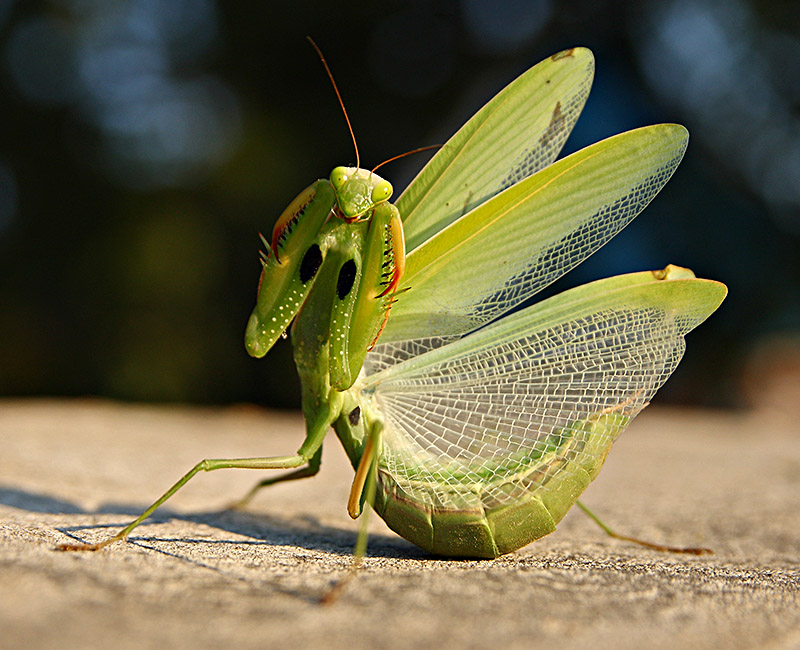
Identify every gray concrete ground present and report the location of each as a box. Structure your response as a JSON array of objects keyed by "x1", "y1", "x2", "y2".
[{"x1": 1, "y1": 399, "x2": 798, "y2": 650}]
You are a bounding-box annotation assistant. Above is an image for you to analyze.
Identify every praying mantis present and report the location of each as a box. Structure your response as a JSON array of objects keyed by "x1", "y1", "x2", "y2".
[{"x1": 58, "y1": 44, "x2": 726, "y2": 560}]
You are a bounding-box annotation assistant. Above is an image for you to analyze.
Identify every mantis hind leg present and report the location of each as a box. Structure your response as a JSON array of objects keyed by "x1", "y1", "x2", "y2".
[
  {"x1": 56, "y1": 454, "x2": 308, "y2": 552},
  {"x1": 575, "y1": 500, "x2": 712, "y2": 555},
  {"x1": 227, "y1": 447, "x2": 323, "y2": 510}
]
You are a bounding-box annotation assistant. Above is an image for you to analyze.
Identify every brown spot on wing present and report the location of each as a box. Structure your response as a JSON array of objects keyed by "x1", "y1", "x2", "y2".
[
  {"x1": 539, "y1": 101, "x2": 565, "y2": 148},
  {"x1": 551, "y1": 48, "x2": 575, "y2": 61}
]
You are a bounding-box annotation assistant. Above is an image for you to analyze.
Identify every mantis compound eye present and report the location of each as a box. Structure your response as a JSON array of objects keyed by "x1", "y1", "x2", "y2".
[
  {"x1": 371, "y1": 179, "x2": 393, "y2": 203},
  {"x1": 330, "y1": 166, "x2": 348, "y2": 191}
]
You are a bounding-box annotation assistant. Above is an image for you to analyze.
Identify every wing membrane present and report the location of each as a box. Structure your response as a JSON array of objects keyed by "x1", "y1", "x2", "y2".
[
  {"x1": 361, "y1": 271, "x2": 726, "y2": 512},
  {"x1": 398, "y1": 48, "x2": 594, "y2": 251},
  {"x1": 380, "y1": 124, "x2": 689, "y2": 344}
]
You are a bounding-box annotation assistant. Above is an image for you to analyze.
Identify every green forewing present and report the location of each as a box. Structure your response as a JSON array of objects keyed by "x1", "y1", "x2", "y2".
[
  {"x1": 397, "y1": 47, "x2": 594, "y2": 251},
  {"x1": 380, "y1": 124, "x2": 689, "y2": 344},
  {"x1": 361, "y1": 271, "x2": 726, "y2": 513}
]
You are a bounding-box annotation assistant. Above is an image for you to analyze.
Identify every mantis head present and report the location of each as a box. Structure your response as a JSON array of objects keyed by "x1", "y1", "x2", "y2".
[{"x1": 329, "y1": 166, "x2": 393, "y2": 221}]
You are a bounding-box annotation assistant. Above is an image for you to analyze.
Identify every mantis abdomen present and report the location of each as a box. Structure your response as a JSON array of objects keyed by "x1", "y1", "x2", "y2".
[{"x1": 336, "y1": 404, "x2": 629, "y2": 557}]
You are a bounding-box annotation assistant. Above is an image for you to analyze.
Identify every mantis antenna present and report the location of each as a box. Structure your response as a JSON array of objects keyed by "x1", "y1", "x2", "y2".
[
  {"x1": 372, "y1": 144, "x2": 441, "y2": 174},
  {"x1": 306, "y1": 36, "x2": 360, "y2": 170}
]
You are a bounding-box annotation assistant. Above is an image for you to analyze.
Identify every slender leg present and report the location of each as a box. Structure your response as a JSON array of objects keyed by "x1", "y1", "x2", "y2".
[
  {"x1": 576, "y1": 500, "x2": 712, "y2": 555},
  {"x1": 321, "y1": 421, "x2": 381, "y2": 604},
  {"x1": 346, "y1": 430, "x2": 378, "y2": 519},
  {"x1": 56, "y1": 454, "x2": 307, "y2": 552},
  {"x1": 228, "y1": 447, "x2": 323, "y2": 510}
]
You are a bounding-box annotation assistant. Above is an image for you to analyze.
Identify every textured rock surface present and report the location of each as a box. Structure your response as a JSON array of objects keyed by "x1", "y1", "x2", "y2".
[{"x1": 1, "y1": 399, "x2": 798, "y2": 649}]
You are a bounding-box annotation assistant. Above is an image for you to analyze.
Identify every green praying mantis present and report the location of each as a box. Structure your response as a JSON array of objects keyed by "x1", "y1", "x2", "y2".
[{"x1": 58, "y1": 45, "x2": 726, "y2": 561}]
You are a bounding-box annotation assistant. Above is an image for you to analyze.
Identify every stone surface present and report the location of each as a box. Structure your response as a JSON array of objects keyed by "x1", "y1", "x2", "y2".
[{"x1": 1, "y1": 399, "x2": 798, "y2": 649}]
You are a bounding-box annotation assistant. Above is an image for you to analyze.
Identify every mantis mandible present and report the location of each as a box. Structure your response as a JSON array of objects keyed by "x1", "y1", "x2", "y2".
[{"x1": 58, "y1": 43, "x2": 726, "y2": 562}]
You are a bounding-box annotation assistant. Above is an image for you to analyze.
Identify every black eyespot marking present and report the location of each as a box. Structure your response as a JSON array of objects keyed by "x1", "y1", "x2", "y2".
[
  {"x1": 337, "y1": 259, "x2": 357, "y2": 300},
  {"x1": 299, "y1": 244, "x2": 322, "y2": 283},
  {"x1": 348, "y1": 406, "x2": 361, "y2": 426}
]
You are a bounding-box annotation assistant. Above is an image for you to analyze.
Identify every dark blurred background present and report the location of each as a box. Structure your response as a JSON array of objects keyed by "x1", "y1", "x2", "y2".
[{"x1": 1, "y1": 0, "x2": 798, "y2": 410}]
